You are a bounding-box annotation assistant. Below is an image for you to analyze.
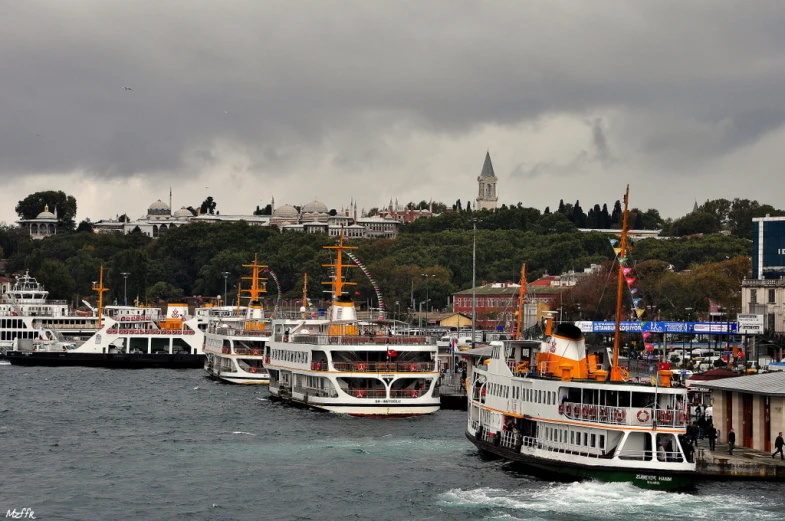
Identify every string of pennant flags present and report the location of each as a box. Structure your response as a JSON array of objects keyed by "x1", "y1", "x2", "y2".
[
  {"x1": 609, "y1": 238, "x2": 656, "y2": 352},
  {"x1": 262, "y1": 268, "x2": 282, "y2": 316},
  {"x1": 345, "y1": 251, "x2": 385, "y2": 320}
]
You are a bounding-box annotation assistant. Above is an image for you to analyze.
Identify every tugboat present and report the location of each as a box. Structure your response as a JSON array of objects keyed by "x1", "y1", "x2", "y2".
[
  {"x1": 5, "y1": 267, "x2": 204, "y2": 368},
  {"x1": 464, "y1": 187, "x2": 696, "y2": 490},
  {"x1": 203, "y1": 255, "x2": 271, "y2": 384},
  {"x1": 265, "y1": 232, "x2": 441, "y2": 416}
]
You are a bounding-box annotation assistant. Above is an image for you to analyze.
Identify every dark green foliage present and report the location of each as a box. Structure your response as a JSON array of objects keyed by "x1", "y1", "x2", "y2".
[{"x1": 15, "y1": 190, "x2": 78, "y2": 232}]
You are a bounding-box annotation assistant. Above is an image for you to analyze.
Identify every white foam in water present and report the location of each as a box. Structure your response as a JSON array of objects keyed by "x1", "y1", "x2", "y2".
[
  {"x1": 439, "y1": 481, "x2": 783, "y2": 520},
  {"x1": 231, "y1": 431, "x2": 255, "y2": 435}
]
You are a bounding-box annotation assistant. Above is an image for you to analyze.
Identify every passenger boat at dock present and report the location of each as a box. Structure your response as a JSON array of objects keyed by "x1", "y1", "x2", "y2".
[
  {"x1": 5, "y1": 267, "x2": 205, "y2": 368},
  {"x1": 203, "y1": 255, "x2": 271, "y2": 384},
  {"x1": 464, "y1": 187, "x2": 696, "y2": 490},
  {"x1": 1, "y1": 271, "x2": 99, "y2": 354},
  {"x1": 265, "y1": 233, "x2": 441, "y2": 416}
]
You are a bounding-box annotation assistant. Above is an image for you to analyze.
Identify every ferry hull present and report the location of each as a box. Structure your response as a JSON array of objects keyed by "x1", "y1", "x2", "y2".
[
  {"x1": 5, "y1": 351, "x2": 204, "y2": 369},
  {"x1": 466, "y1": 431, "x2": 695, "y2": 491},
  {"x1": 269, "y1": 392, "x2": 439, "y2": 417}
]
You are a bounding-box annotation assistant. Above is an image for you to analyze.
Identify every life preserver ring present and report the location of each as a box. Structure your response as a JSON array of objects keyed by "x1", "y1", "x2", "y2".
[
  {"x1": 357, "y1": 362, "x2": 367, "y2": 372},
  {"x1": 249, "y1": 367, "x2": 258, "y2": 373},
  {"x1": 637, "y1": 409, "x2": 650, "y2": 423},
  {"x1": 660, "y1": 411, "x2": 673, "y2": 423},
  {"x1": 558, "y1": 404, "x2": 564, "y2": 415},
  {"x1": 251, "y1": 349, "x2": 261, "y2": 355},
  {"x1": 565, "y1": 403, "x2": 572, "y2": 416},
  {"x1": 355, "y1": 390, "x2": 365, "y2": 398},
  {"x1": 582, "y1": 405, "x2": 589, "y2": 418},
  {"x1": 264, "y1": 356, "x2": 270, "y2": 364},
  {"x1": 409, "y1": 363, "x2": 417, "y2": 372},
  {"x1": 599, "y1": 406, "x2": 608, "y2": 421},
  {"x1": 410, "y1": 389, "x2": 419, "y2": 397},
  {"x1": 615, "y1": 409, "x2": 626, "y2": 422},
  {"x1": 678, "y1": 411, "x2": 687, "y2": 423}
]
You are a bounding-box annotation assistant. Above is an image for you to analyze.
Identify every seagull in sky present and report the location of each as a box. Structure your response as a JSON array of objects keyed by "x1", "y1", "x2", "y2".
[{"x1": 123, "y1": 86, "x2": 133, "y2": 91}]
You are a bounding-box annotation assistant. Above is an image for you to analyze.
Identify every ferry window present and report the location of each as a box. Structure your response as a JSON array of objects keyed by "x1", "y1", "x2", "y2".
[
  {"x1": 570, "y1": 431, "x2": 574, "y2": 444},
  {"x1": 619, "y1": 391, "x2": 631, "y2": 408},
  {"x1": 546, "y1": 393, "x2": 550, "y2": 405},
  {"x1": 599, "y1": 435, "x2": 605, "y2": 449},
  {"x1": 590, "y1": 434, "x2": 596, "y2": 448},
  {"x1": 631, "y1": 392, "x2": 655, "y2": 408},
  {"x1": 583, "y1": 433, "x2": 588, "y2": 446}
]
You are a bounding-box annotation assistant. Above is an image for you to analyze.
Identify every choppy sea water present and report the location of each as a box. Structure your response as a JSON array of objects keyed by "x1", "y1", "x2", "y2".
[{"x1": 1, "y1": 367, "x2": 783, "y2": 521}]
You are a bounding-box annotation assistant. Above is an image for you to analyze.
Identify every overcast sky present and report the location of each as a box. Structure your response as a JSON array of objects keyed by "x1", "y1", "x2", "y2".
[{"x1": 2, "y1": 1, "x2": 785, "y2": 225}]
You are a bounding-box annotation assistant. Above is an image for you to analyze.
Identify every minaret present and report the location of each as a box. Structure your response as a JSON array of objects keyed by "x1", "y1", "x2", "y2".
[
  {"x1": 476, "y1": 150, "x2": 498, "y2": 211},
  {"x1": 169, "y1": 186, "x2": 172, "y2": 215}
]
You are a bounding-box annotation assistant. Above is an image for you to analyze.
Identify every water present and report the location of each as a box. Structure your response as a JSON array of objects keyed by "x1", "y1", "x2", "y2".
[{"x1": 1, "y1": 368, "x2": 783, "y2": 521}]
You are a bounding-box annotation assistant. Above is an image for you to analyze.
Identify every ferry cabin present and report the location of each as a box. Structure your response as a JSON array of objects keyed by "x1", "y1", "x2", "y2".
[{"x1": 203, "y1": 318, "x2": 270, "y2": 383}]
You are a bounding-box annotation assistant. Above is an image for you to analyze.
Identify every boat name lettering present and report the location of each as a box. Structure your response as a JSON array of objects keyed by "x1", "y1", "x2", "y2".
[
  {"x1": 634, "y1": 474, "x2": 672, "y2": 482},
  {"x1": 374, "y1": 399, "x2": 401, "y2": 404},
  {"x1": 381, "y1": 374, "x2": 394, "y2": 378}
]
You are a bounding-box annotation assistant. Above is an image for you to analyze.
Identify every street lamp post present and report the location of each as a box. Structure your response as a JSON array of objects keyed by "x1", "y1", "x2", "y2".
[
  {"x1": 394, "y1": 301, "x2": 400, "y2": 334},
  {"x1": 221, "y1": 271, "x2": 230, "y2": 305},
  {"x1": 469, "y1": 218, "x2": 480, "y2": 347},
  {"x1": 684, "y1": 307, "x2": 693, "y2": 368},
  {"x1": 121, "y1": 272, "x2": 129, "y2": 306},
  {"x1": 421, "y1": 273, "x2": 435, "y2": 331}
]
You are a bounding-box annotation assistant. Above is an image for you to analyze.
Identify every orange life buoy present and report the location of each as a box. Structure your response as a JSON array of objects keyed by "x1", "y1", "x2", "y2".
[
  {"x1": 410, "y1": 389, "x2": 418, "y2": 397},
  {"x1": 355, "y1": 389, "x2": 365, "y2": 398},
  {"x1": 409, "y1": 363, "x2": 417, "y2": 372},
  {"x1": 637, "y1": 409, "x2": 650, "y2": 423},
  {"x1": 615, "y1": 409, "x2": 626, "y2": 422},
  {"x1": 357, "y1": 362, "x2": 367, "y2": 372},
  {"x1": 250, "y1": 367, "x2": 258, "y2": 373},
  {"x1": 599, "y1": 406, "x2": 608, "y2": 421}
]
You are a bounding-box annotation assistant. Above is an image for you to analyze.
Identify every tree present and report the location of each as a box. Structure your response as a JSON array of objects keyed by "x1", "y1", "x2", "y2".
[
  {"x1": 76, "y1": 219, "x2": 94, "y2": 233},
  {"x1": 600, "y1": 203, "x2": 611, "y2": 228},
  {"x1": 727, "y1": 198, "x2": 785, "y2": 239},
  {"x1": 611, "y1": 200, "x2": 622, "y2": 226},
  {"x1": 118, "y1": 213, "x2": 130, "y2": 223},
  {"x1": 664, "y1": 212, "x2": 722, "y2": 236},
  {"x1": 633, "y1": 212, "x2": 644, "y2": 230},
  {"x1": 543, "y1": 206, "x2": 550, "y2": 215},
  {"x1": 16, "y1": 190, "x2": 78, "y2": 232},
  {"x1": 36, "y1": 259, "x2": 76, "y2": 300},
  {"x1": 253, "y1": 204, "x2": 272, "y2": 216},
  {"x1": 200, "y1": 196, "x2": 217, "y2": 215},
  {"x1": 699, "y1": 199, "x2": 732, "y2": 226}
]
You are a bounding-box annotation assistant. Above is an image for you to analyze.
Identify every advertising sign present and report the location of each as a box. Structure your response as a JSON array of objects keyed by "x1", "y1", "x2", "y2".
[
  {"x1": 737, "y1": 313, "x2": 764, "y2": 334},
  {"x1": 574, "y1": 321, "x2": 737, "y2": 335}
]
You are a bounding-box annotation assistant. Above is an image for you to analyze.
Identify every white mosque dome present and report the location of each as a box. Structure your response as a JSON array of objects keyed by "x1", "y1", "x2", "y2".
[
  {"x1": 302, "y1": 200, "x2": 328, "y2": 214},
  {"x1": 273, "y1": 204, "x2": 299, "y2": 220},
  {"x1": 148, "y1": 200, "x2": 171, "y2": 216},
  {"x1": 173, "y1": 207, "x2": 194, "y2": 218},
  {"x1": 36, "y1": 206, "x2": 56, "y2": 219}
]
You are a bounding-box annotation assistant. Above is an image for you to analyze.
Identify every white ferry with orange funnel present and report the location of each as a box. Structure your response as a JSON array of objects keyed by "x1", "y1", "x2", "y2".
[
  {"x1": 6, "y1": 267, "x2": 205, "y2": 368},
  {"x1": 464, "y1": 188, "x2": 696, "y2": 491},
  {"x1": 264, "y1": 233, "x2": 440, "y2": 416},
  {"x1": 203, "y1": 256, "x2": 271, "y2": 384}
]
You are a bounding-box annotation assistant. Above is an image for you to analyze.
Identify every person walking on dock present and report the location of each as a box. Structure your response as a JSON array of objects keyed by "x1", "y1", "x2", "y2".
[
  {"x1": 707, "y1": 424, "x2": 717, "y2": 451},
  {"x1": 773, "y1": 432, "x2": 784, "y2": 460},
  {"x1": 728, "y1": 428, "x2": 736, "y2": 456}
]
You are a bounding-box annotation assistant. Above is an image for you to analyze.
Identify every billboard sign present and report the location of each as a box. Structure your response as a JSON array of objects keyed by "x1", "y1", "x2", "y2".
[
  {"x1": 737, "y1": 313, "x2": 764, "y2": 334},
  {"x1": 574, "y1": 321, "x2": 737, "y2": 334}
]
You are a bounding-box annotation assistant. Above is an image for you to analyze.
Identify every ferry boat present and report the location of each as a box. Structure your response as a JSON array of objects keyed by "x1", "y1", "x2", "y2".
[
  {"x1": 5, "y1": 267, "x2": 205, "y2": 368},
  {"x1": 203, "y1": 256, "x2": 271, "y2": 384},
  {"x1": 0, "y1": 271, "x2": 99, "y2": 354},
  {"x1": 265, "y1": 233, "x2": 441, "y2": 416},
  {"x1": 464, "y1": 188, "x2": 696, "y2": 491}
]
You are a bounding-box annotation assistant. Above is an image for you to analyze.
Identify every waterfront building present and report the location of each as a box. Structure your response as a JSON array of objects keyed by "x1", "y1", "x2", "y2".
[
  {"x1": 17, "y1": 205, "x2": 59, "y2": 239},
  {"x1": 741, "y1": 215, "x2": 785, "y2": 335}
]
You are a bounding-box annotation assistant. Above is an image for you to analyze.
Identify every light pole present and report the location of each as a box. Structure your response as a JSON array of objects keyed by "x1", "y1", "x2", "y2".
[
  {"x1": 221, "y1": 271, "x2": 230, "y2": 305},
  {"x1": 394, "y1": 301, "x2": 400, "y2": 333},
  {"x1": 421, "y1": 273, "x2": 435, "y2": 331},
  {"x1": 121, "y1": 272, "x2": 129, "y2": 306},
  {"x1": 684, "y1": 307, "x2": 693, "y2": 368},
  {"x1": 470, "y1": 218, "x2": 481, "y2": 347}
]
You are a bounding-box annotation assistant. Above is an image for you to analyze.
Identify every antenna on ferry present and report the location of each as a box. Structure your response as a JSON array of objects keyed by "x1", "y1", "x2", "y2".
[
  {"x1": 321, "y1": 229, "x2": 357, "y2": 302},
  {"x1": 91, "y1": 266, "x2": 109, "y2": 328},
  {"x1": 610, "y1": 185, "x2": 631, "y2": 382},
  {"x1": 302, "y1": 272, "x2": 308, "y2": 319},
  {"x1": 513, "y1": 264, "x2": 527, "y2": 340}
]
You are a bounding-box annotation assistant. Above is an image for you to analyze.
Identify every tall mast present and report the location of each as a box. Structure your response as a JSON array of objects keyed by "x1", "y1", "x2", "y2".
[
  {"x1": 302, "y1": 272, "x2": 308, "y2": 319},
  {"x1": 322, "y1": 230, "x2": 357, "y2": 302},
  {"x1": 241, "y1": 254, "x2": 267, "y2": 303},
  {"x1": 92, "y1": 266, "x2": 109, "y2": 328},
  {"x1": 514, "y1": 264, "x2": 527, "y2": 340},
  {"x1": 610, "y1": 185, "x2": 631, "y2": 382}
]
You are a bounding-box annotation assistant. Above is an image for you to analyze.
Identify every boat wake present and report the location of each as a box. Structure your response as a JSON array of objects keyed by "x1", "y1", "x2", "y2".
[
  {"x1": 438, "y1": 481, "x2": 783, "y2": 520},
  {"x1": 231, "y1": 431, "x2": 256, "y2": 436}
]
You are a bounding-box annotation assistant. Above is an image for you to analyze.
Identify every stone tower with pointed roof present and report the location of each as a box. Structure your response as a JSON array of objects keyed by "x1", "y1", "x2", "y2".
[{"x1": 476, "y1": 151, "x2": 498, "y2": 211}]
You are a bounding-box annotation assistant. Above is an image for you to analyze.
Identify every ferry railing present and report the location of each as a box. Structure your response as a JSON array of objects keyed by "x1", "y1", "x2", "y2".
[
  {"x1": 310, "y1": 361, "x2": 329, "y2": 371},
  {"x1": 561, "y1": 401, "x2": 689, "y2": 428},
  {"x1": 212, "y1": 328, "x2": 270, "y2": 337},
  {"x1": 519, "y1": 436, "x2": 608, "y2": 459},
  {"x1": 275, "y1": 334, "x2": 436, "y2": 346},
  {"x1": 389, "y1": 389, "x2": 423, "y2": 398},
  {"x1": 332, "y1": 361, "x2": 436, "y2": 373},
  {"x1": 345, "y1": 388, "x2": 388, "y2": 399},
  {"x1": 617, "y1": 449, "x2": 684, "y2": 462},
  {"x1": 233, "y1": 347, "x2": 265, "y2": 356},
  {"x1": 302, "y1": 386, "x2": 339, "y2": 398}
]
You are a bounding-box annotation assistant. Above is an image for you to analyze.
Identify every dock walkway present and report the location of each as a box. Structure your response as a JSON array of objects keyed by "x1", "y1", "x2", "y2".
[{"x1": 695, "y1": 441, "x2": 785, "y2": 481}]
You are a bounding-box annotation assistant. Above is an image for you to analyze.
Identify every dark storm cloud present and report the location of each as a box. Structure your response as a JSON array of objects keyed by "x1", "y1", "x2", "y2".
[{"x1": 1, "y1": 0, "x2": 785, "y2": 182}]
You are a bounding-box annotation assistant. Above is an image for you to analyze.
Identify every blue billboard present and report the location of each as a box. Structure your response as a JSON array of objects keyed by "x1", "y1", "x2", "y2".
[{"x1": 575, "y1": 321, "x2": 737, "y2": 335}]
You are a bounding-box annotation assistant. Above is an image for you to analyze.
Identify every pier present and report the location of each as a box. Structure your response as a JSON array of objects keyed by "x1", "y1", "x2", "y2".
[
  {"x1": 439, "y1": 373, "x2": 467, "y2": 410},
  {"x1": 695, "y1": 441, "x2": 785, "y2": 481}
]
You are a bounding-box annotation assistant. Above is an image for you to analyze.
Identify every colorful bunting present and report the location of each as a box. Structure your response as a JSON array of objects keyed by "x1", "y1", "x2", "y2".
[
  {"x1": 642, "y1": 331, "x2": 652, "y2": 340},
  {"x1": 346, "y1": 252, "x2": 385, "y2": 314},
  {"x1": 625, "y1": 277, "x2": 636, "y2": 286},
  {"x1": 622, "y1": 267, "x2": 632, "y2": 275},
  {"x1": 635, "y1": 308, "x2": 645, "y2": 318},
  {"x1": 609, "y1": 239, "x2": 619, "y2": 247}
]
